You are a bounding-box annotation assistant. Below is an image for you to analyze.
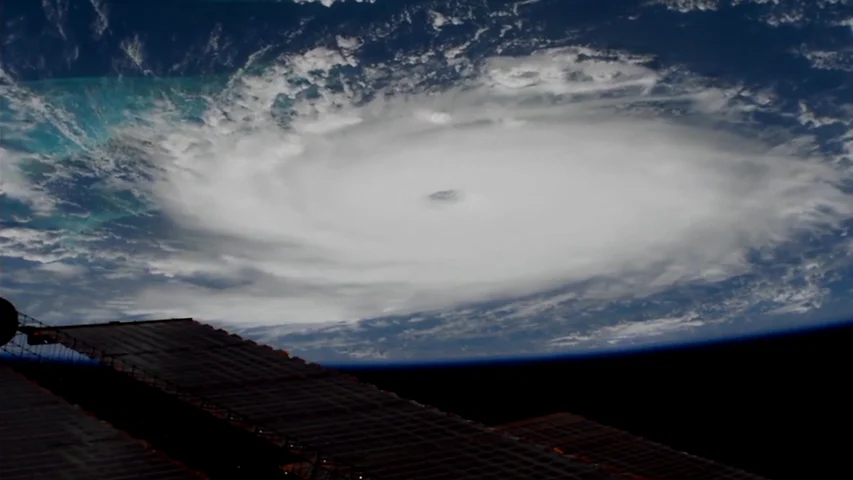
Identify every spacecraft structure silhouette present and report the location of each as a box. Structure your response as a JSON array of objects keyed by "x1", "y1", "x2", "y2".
[{"x1": 0, "y1": 297, "x2": 765, "y2": 479}]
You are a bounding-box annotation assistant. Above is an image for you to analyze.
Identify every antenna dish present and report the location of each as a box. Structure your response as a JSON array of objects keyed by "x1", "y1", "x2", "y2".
[{"x1": 0, "y1": 297, "x2": 20, "y2": 347}]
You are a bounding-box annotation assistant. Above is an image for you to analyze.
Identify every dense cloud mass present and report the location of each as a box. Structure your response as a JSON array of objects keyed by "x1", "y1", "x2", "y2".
[{"x1": 96, "y1": 48, "x2": 852, "y2": 326}]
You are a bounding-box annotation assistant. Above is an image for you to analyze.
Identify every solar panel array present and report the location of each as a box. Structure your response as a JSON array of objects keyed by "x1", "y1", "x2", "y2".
[
  {"x1": 496, "y1": 413, "x2": 768, "y2": 480},
  {"x1": 0, "y1": 366, "x2": 201, "y2": 480},
  {"x1": 50, "y1": 319, "x2": 628, "y2": 480}
]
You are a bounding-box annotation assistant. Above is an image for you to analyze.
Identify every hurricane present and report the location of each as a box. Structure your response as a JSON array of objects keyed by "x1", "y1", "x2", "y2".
[{"x1": 3, "y1": 0, "x2": 853, "y2": 362}]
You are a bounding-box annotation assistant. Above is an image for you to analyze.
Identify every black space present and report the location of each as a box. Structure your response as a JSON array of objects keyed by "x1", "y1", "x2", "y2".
[{"x1": 338, "y1": 322, "x2": 853, "y2": 480}]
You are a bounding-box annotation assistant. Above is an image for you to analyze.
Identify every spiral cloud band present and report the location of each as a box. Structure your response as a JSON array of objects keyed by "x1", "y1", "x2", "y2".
[{"x1": 117, "y1": 48, "x2": 853, "y2": 326}]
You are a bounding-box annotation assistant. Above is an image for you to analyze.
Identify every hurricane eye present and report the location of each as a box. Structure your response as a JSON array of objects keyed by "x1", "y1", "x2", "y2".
[{"x1": 427, "y1": 189, "x2": 462, "y2": 203}]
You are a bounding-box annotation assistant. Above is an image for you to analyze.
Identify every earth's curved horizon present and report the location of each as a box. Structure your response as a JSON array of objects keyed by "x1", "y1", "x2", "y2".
[{"x1": 3, "y1": 0, "x2": 853, "y2": 364}]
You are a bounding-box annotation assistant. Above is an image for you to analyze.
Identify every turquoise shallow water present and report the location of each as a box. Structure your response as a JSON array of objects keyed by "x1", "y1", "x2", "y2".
[
  {"x1": 3, "y1": 76, "x2": 229, "y2": 235},
  {"x1": 5, "y1": 76, "x2": 225, "y2": 154}
]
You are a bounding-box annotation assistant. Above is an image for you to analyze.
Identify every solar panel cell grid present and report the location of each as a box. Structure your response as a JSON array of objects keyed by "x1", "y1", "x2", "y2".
[
  {"x1": 197, "y1": 376, "x2": 403, "y2": 422},
  {"x1": 0, "y1": 367, "x2": 200, "y2": 480},
  {"x1": 147, "y1": 346, "x2": 316, "y2": 380},
  {"x1": 272, "y1": 404, "x2": 479, "y2": 450},
  {"x1": 54, "y1": 320, "x2": 631, "y2": 480},
  {"x1": 497, "y1": 413, "x2": 768, "y2": 480}
]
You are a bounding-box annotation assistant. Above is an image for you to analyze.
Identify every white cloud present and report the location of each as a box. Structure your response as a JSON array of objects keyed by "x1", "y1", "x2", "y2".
[
  {"x1": 549, "y1": 314, "x2": 706, "y2": 347},
  {"x1": 203, "y1": 0, "x2": 375, "y2": 4},
  {"x1": 650, "y1": 0, "x2": 720, "y2": 13},
  {"x1": 0, "y1": 150, "x2": 56, "y2": 214},
  {"x1": 291, "y1": 0, "x2": 375, "y2": 6},
  {"x1": 100, "y1": 47, "x2": 853, "y2": 328},
  {"x1": 37, "y1": 262, "x2": 86, "y2": 276},
  {"x1": 0, "y1": 228, "x2": 77, "y2": 264}
]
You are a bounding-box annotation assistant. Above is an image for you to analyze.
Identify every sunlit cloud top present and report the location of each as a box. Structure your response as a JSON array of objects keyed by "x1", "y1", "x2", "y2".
[{"x1": 89, "y1": 47, "x2": 853, "y2": 327}]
